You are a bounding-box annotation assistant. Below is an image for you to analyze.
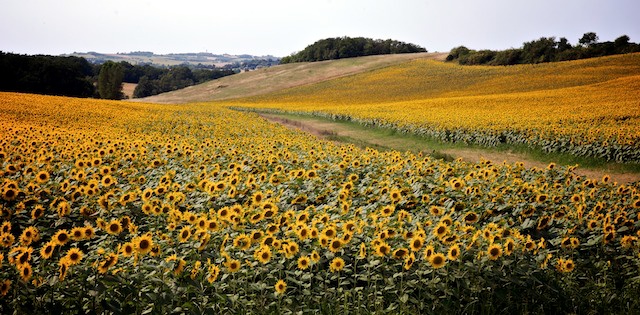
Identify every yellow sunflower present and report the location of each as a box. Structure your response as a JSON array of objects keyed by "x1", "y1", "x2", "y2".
[
  {"x1": 274, "y1": 279, "x2": 287, "y2": 295},
  {"x1": 429, "y1": 253, "x2": 447, "y2": 269},
  {"x1": 487, "y1": 244, "x2": 502, "y2": 260},
  {"x1": 329, "y1": 257, "x2": 345, "y2": 272}
]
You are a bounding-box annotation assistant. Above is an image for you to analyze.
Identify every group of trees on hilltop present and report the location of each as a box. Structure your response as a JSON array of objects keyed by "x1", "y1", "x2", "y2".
[
  {"x1": 0, "y1": 52, "x2": 236, "y2": 99},
  {"x1": 447, "y1": 32, "x2": 640, "y2": 66},
  {"x1": 131, "y1": 64, "x2": 235, "y2": 98},
  {"x1": 280, "y1": 37, "x2": 427, "y2": 63}
]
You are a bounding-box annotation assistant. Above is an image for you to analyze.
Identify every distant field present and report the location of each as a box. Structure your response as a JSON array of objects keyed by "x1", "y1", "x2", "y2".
[
  {"x1": 136, "y1": 52, "x2": 446, "y2": 103},
  {"x1": 229, "y1": 53, "x2": 640, "y2": 163}
]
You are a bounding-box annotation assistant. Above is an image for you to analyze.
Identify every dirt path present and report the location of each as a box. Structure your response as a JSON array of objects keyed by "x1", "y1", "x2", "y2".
[{"x1": 259, "y1": 113, "x2": 640, "y2": 184}]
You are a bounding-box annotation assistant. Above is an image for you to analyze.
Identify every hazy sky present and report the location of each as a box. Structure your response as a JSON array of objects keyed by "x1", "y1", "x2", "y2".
[{"x1": 1, "y1": 0, "x2": 639, "y2": 57}]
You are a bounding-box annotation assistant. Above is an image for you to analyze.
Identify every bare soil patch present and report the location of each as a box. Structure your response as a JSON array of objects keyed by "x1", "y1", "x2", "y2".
[{"x1": 122, "y1": 83, "x2": 137, "y2": 99}]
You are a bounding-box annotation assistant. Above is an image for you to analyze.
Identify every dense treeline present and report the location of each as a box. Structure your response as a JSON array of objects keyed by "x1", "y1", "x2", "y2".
[
  {"x1": 0, "y1": 52, "x2": 236, "y2": 99},
  {"x1": 280, "y1": 37, "x2": 426, "y2": 63},
  {"x1": 132, "y1": 65, "x2": 234, "y2": 98},
  {"x1": 0, "y1": 52, "x2": 95, "y2": 97},
  {"x1": 447, "y1": 32, "x2": 640, "y2": 65}
]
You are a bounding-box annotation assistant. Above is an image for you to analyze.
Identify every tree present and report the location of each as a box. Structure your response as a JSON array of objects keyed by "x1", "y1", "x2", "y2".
[
  {"x1": 522, "y1": 37, "x2": 558, "y2": 63},
  {"x1": 557, "y1": 37, "x2": 572, "y2": 52},
  {"x1": 579, "y1": 32, "x2": 598, "y2": 47},
  {"x1": 614, "y1": 35, "x2": 630, "y2": 51},
  {"x1": 132, "y1": 76, "x2": 156, "y2": 98},
  {"x1": 97, "y1": 61, "x2": 124, "y2": 99}
]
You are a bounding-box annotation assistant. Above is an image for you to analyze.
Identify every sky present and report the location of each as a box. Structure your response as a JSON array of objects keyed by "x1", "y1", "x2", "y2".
[{"x1": 1, "y1": 0, "x2": 639, "y2": 57}]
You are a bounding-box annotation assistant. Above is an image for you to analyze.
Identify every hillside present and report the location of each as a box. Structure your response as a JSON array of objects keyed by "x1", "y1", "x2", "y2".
[
  {"x1": 135, "y1": 52, "x2": 445, "y2": 103},
  {"x1": 239, "y1": 52, "x2": 640, "y2": 104},
  {"x1": 229, "y1": 53, "x2": 640, "y2": 163}
]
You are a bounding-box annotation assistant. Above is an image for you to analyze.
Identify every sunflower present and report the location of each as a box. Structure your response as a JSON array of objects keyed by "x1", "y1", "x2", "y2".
[
  {"x1": 35, "y1": 171, "x2": 50, "y2": 183},
  {"x1": 378, "y1": 205, "x2": 394, "y2": 217},
  {"x1": 532, "y1": 208, "x2": 551, "y2": 224},
  {"x1": 286, "y1": 242, "x2": 299, "y2": 256},
  {"x1": 310, "y1": 250, "x2": 320, "y2": 263},
  {"x1": 447, "y1": 244, "x2": 461, "y2": 261},
  {"x1": 233, "y1": 234, "x2": 251, "y2": 251},
  {"x1": 322, "y1": 227, "x2": 337, "y2": 239},
  {"x1": 70, "y1": 227, "x2": 85, "y2": 241},
  {"x1": 0, "y1": 279, "x2": 10, "y2": 296},
  {"x1": 389, "y1": 189, "x2": 402, "y2": 203},
  {"x1": 429, "y1": 253, "x2": 447, "y2": 269},
  {"x1": 328, "y1": 239, "x2": 343, "y2": 253},
  {"x1": 97, "y1": 253, "x2": 118, "y2": 274},
  {"x1": 2, "y1": 187, "x2": 18, "y2": 201},
  {"x1": 330, "y1": 257, "x2": 345, "y2": 272},
  {"x1": 535, "y1": 194, "x2": 548, "y2": 203},
  {"x1": 19, "y1": 226, "x2": 39, "y2": 246},
  {"x1": 297, "y1": 256, "x2": 311, "y2": 270},
  {"x1": 296, "y1": 226, "x2": 310, "y2": 240},
  {"x1": 31, "y1": 205, "x2": 45, "y2": 220},
  {"x1": 65, "y1": 248, "x2": 83, "y2": 265},
  {"x1": 487, "y1": 244, "x2": 502, "y2": 260},
  {"x1": 135, "y1": 235, "x2": 154, "y2": 255},
  {"x1": 375, "y1": 243, "x2": 391, "y2": 256},
  {"x1": 563, "y1": 259, "x2": 575, "y2": 272},
  {"x1": 463, "y1": 212, "x2": 478, "y2": 224},
  {"x1": 404, "y1": 253, "x2": 415, "y2": 270},
  {"x1": 423, "y1": 245, "x2": 434, "y2": 261},
  {"x1": 40, "y1": 242, "x2": 55, "y2": 259},
  {"x1": 13, "y1": 247, "x2": 33, "y2": 266},
  {"x1": 274, "y1": 279, "x2": 287, "y2": 295},
  {"x1": 58, "y1": 260, "x2": 69, "y2": 281},
  {"x1": 178, "y1": 226, "x2": 191, "y2": 243},
  {"x1": 19, "y1": 263, "x2": 33, "y2": 282},
  {"x1": 207, "y1": 264, "x2": 221, "y2": 283},
  {"x1": 255, "y1": 247, "x2": 272, "y2": 264},
  {"x1": 225, "y1": 259, "x2": 241, "y2": 273},
  {"x1": 392, "y1": 248, "x2": 409, "y2": 260},
  {"x1": 358, "y1": 243, "x2": 367, "y2": 259},
  {"x1": 52, "y1": 229, "x2": 70, "y2": 246},
  {"x1": 433, "y1": 222, "x2": 449, "y2": 238},
  {"x1": 429, "y1": 206, "x2": 444, "y2": 216},
  {"x1": 120, "y1": 242, "x2": 135, "y2": 257},
  {"x1": 56, "y1": 201, "x2": 71, "y2": 217},
  {"x1": 174, "y1": 259, "x2": 186, "y2": 275},
  {"x1": 106, "y1": 220, "x2": 123, "y2": 235}
]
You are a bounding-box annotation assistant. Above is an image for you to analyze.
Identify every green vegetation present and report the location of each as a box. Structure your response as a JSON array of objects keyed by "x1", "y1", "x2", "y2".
[
  {"x1": 447, "y1": 32, "x2": 640, "y2": 65},
  {"x1": 130, "y1": 64, "x2": 235, "y2": 98},
  {"x1": 97, "y1": 61, "x2": 125, "y2": 100},
  {"x1": 0, "y1": 52, "x2": 236, "y2": 99},
  {"x1": 280, "y1": 37, "x2": 426, "y2": 63},
  {"x1": 0, "y1": 52, "x2": 95, "y2": 98}
]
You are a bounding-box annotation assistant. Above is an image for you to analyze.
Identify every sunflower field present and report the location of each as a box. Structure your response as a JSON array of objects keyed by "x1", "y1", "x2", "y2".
[
  {"x1": 230, "y1": 53, "x2": 640, "y2": 163},
  {"x1": 1, "y1": 91, "x2": 640, "y2": 314}
]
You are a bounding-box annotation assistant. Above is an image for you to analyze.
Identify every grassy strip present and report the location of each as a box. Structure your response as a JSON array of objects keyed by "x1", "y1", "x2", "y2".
[{"x1": 246, "y1": 109, "x2": 640, "y2": 174}]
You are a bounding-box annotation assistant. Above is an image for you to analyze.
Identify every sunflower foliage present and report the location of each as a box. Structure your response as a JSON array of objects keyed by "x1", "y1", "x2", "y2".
[{"x1": 0, "y1": 92, "x2": 640, "y2": 314}]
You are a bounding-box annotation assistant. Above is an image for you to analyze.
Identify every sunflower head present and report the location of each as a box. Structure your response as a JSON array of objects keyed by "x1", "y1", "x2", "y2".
[
  {"x1": 329, "y1": 257, "x2": 345, "y2": 272},
  {"x1": 274, "y1": 279, "x2": 287, "y2": 295}
]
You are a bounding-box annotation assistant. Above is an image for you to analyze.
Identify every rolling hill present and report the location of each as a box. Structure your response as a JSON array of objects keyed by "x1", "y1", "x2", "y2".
[{"x1": 134, "y1": 52, "x2": 446, "y2": 103}]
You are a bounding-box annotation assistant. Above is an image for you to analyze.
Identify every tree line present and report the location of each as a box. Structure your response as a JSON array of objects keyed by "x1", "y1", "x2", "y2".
[
  {"x1": 280, "y1": 37, "x2": 427, "y2": 63},
  {"x1": 446, "y1": 32, "x2": 640, "y2": 66},
  {"x1": 0, "y1": 52, "x2": 235, "y2": 99}
]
